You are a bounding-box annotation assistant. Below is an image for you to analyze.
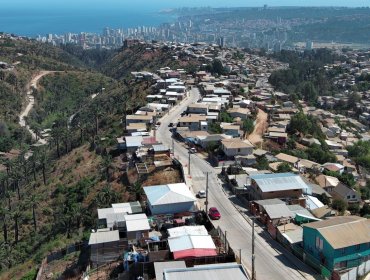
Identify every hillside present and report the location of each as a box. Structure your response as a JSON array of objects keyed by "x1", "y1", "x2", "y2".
[{"x1": 0, "y1": 38, "x2": 189, "y2": 279}]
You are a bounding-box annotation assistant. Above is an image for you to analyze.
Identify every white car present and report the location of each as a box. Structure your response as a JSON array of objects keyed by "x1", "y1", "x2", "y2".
[{"x1": 197, "y1": 190, "x2": 206, "y2": 198}]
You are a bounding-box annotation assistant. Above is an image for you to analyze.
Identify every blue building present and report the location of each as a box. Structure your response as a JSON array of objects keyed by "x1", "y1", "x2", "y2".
[{"x1": 303, "y1": 216, "x2": 370, "y2": 271}]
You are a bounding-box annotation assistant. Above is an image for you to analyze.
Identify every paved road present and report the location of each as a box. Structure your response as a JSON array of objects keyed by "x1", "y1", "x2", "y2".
[{"x1": 156, "y1": 87, "x2": 318, "y2": 280}]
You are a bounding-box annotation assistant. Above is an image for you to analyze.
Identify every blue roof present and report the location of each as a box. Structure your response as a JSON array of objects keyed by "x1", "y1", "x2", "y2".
[
  {"x1": 250, "y1": 173, "x2": 309, "y2": 192},
  {"x1": 144, "y1": 183, "x2": 196, "y2": 206}
]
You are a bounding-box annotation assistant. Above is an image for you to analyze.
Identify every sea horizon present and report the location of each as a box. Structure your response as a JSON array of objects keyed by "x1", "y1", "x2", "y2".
[{"x1": 0, "y1": 0, "x2": 369, "y2": 37}]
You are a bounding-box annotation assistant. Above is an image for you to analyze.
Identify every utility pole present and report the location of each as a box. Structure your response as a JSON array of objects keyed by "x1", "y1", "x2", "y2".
[
  {"x1": 252, "y1": 218, "x2": 256, "y2": 280},
  {"x1": 203, "y1": 171, "x2": 211, "y2": 213},
  {"x1": 188, "y1": 151, "x2": 191, "y2": 175}
]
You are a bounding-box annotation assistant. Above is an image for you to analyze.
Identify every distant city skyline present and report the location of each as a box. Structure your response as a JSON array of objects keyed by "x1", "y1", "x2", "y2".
[{"x1": 2, "y1": 0, "x2": 370, "y2": 9}]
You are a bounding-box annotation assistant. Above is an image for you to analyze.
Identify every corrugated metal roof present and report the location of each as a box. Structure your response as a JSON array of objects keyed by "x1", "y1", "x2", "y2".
[
  {"x1": 164, "y1": 263, "x2": 250, "y2": 280},
  {"x1": 112, "y1": 203, "x2": 133, "y2": 214},
  {"x1": 88, "y1": 229, "x2": 119, "y2": 245},
  {"x1": 126, "y1": 214, "x2": 150, "y2": 232},
  {"x1": 168, "y1": 226, "x2": 208, "y2": 237},
  {"x1": 144, "y1": 183, "x2": 196, "y2": 206},
  {"x1": 125, "y1": 136, "x2": 143, "y2": 148},
  {"x1": 250, "y1": 173, "x2": 309, "y2": 193},
  {"x1": 303, "y1": 216, "x2": 370, "y2": 249},
  {"x1": 173, "y1": 248, "x2": 218, "y2": 260},
  {"x1": 305, "y1": 195, "x2": 324, "y2": 210},
  {"x1": 264, "y1": 204, "x2": 293, "y2": 219},
  {"x1": 168, "y1": 235, "x2": 216, "y2": 252},
  {"x1": 154, "y1": 261, "x2": 186, "y2": 280}
]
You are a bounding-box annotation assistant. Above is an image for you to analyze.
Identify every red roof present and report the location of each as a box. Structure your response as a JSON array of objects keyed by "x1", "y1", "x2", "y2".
[
  {"x1": 142, "y1": 136, "x2": 157, "y2": 145},
  {"x1": 173, "y1": 248, "x2": 217, "y2": 259}
]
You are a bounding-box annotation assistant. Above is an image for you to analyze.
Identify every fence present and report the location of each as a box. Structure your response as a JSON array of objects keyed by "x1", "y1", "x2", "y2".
[
  {"x1": 292, "y1": 244, "x2": 331, "y2": 279},
  {"x1": 46, "y1": 241, "x2": 88, "y2": 263},
  {"x1": 332, "y1": 259, "x2": 370, "y2": 280},
  {"x1": 35, "y1": 241, "x2": 88, "y2": 280}
]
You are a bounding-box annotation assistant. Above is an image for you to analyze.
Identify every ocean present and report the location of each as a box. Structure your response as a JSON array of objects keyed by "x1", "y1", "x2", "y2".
[{"x1": 0, "y1": 0, "x2": 367, "y2": 37}]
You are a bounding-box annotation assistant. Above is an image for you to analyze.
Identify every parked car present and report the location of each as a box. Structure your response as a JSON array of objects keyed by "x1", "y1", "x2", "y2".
[
  {"x1": 189, "y1": 147, "x2": 197, "y2": 153},
  {"x1": 208, "y1": 207, "x2": 221, "y2": 220},
  {"x1": 197, "y1": 190, "x2": 206, "y2": 198}
]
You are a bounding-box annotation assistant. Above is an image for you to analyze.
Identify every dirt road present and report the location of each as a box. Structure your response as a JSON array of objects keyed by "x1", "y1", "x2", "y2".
[
  {"x1": 18, "y1": 71, "x2": 55, "y2": 144},
  {"x1": 248, "y1": 108, "x2": 268, "y2": 145}
]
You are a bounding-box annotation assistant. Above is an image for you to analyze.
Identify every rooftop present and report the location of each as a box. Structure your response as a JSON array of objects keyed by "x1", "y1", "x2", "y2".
[
  {"x1": 144, "y1": 183, "x2": 196, "y2": 206},
  {"x1": 250, "y1": 173, "x2": 309, "y2": 193},
  {"x1": 303, "y1": 216, "x2": 370, "y2": 249},
  {"x1": 163, "y1": 263, "x2": 250, "y2": 280},
  {"x1": 88, "y1": 229, "x2": 120, "y2": 245},
  {"x1": 221, "y1": 138, "x2": 254, "y2": 149}
]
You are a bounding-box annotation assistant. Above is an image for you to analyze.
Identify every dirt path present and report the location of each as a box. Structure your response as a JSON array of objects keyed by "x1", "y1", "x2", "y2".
[
  {"x1": 18, "y1": 71, "x2": 56, "y2": 144},
  {"x1": 248, "y1": 108, "x2": 268, "y2": 146}
]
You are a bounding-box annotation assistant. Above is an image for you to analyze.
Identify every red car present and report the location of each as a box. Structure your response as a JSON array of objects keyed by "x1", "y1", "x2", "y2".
[{"x1": 208, "y1": 207, "x2": 221, "y2": 220}]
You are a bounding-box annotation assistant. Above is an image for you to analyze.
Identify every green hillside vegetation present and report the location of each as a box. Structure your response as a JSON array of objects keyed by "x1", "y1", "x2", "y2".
[
  {"x1": 102, "y1": 44, "x2": 198, "y2": 79},
  {"x1": 0, "y1": 38, "x2": 193, "y2": 278},
  {"x1": 0, "y1": 38, "x2": 85, "y2": 71}
]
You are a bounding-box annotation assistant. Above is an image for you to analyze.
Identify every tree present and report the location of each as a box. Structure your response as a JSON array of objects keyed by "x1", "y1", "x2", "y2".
[
  {"x1": 208, "y1": 122, "x2": 222, "y2": 134},
  {"x1": 37, "y1": 147, "x2": 48, "y2": 185},
  {"x1": 100, "y1": 154, "x2": 113, "y2": 181},
  {"x1": 256, "y1": 156, "x2": 269, "y2": 170},
  {"x1": 331, "y1": 199, "x2": 347, "y2": 214},
  {"x1": 0, "y1": 206, "x2": 9, "y2": 243},
  {"x1": 360, "y1": 204, "x2": 370, "y2": 217},
  {"x1": 277, "y1": 162, "x2": 292, "y2": 173},
  {"x1": 131, "y1": 182, "x2": 144, "y2": 201},
  {"x1": 242, "y1": 118, "x2": 254, "y2": 135},
  {"x1": 11, "y1": 207, "x2": 22, "y2": 243},
  {"x1": 317, "y1": 193, "x2": 331, "y2": 206},
  {"x1": 28, "y1": 194, "x2": 38, "y2": 231}
]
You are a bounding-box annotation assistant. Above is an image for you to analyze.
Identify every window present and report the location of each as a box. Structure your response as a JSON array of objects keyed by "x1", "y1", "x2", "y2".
[
  {"x1": 352, "y1": 195, "x2": 356, "y2": 198},
  {"x1": 316, "y1": 236, "x2": 323, "y2": 250},
  {"x1": 347, "y1": 195, "x2": 351, "y2": 199},
  {"x1": 341, "y1": 248, "x2": 346, "y2": 255},
  {"x1": 237, "y1": 148, "x2": 241, "y2": 152},
  {"x1": 356, "y1": 244, "x2": 361, "y2": 251}
]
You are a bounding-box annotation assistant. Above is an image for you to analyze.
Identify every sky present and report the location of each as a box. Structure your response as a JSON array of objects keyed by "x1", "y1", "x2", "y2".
[{"x1": 2, "y1": 0, "x2": 369, "y2": 10}]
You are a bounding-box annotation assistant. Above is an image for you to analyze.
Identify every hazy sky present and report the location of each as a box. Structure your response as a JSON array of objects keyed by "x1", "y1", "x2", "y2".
[{"x1": 2, "y1": 0, "x2": 369, "y2": 9}]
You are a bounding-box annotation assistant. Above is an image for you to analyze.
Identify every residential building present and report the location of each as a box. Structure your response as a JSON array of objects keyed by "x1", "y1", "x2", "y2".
[
  {"x1": 227, "y1": 107, "x2": 251, "y2": 120},
  {"x1": 178, "y1": 115, "x2": 207, "y2": 131},
  {"x1": 187, "y1": 103, "x2": 209, "y2": 115},
  {"x1": 144, "y1": 183, "x2": 196, "y2": 215},
  {"x1": 249, "y1": 173, "x2": 309, "y2": 206},
  {"x1": 221, "y1": 138, "x2": 254, "y2": 158},
  {"x1": 303, "y1": 216, "x2": 370, "y2": 271}
]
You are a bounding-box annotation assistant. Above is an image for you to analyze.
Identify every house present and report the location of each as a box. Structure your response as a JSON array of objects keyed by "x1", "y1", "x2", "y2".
[
  {"x1": 126, "y1": 123, "x2": 148, "y2": 133},
  {"x1": 89, "y1": 229, "x2": 123, "y2": 267},
  {"x1": 124, "y1": 213, "x2": 151, "y2": 244},
  {"x1": 126, "y1": 114, "x2": 153, "y2": 125},
  {"x1": 144, "y1": 183, "x2": 196, "y2": 215},
  {"x1": 163, "y1": 263, "x2": 250, "y2": 280},
  {"x1": 250, "y1": 199, "x2": 294, "y2": 238},
  {"x1": 221, "y1": 138, "x2": 254, "y2": 158},
  {"x1": 222, "y1": 124, "x2": 241, "y2": 138},
  {"x1": 310, "y1": 206, "x2": 335, "y2": 219},
  {"x1": 316, "y1": 175, "x2": 360, "y2": 204},
  {"x1": 188, "y1": 103, "x2": 209, "y2": 115},
  {"x1": 303, "y1": 216, "x2": 370, "y2": 271},
  {"x1": 331, "y1": 183, "x2": 361, "y2": 204},
  {"x1": 249, "y1": 173, "x2": 309, "y2": 206},
  {"x1": 167, "y1": 233, "x2": 217, "y2": 260},
  {"x1": 178, "y1": 115, "x2": 207, "y2": 131},
  {"x1": 227, "y1": 107, "x2": 251, "y2": 120},
  {"x1": 154, "y1": 261, "x2": 186, "y2": 280}
]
